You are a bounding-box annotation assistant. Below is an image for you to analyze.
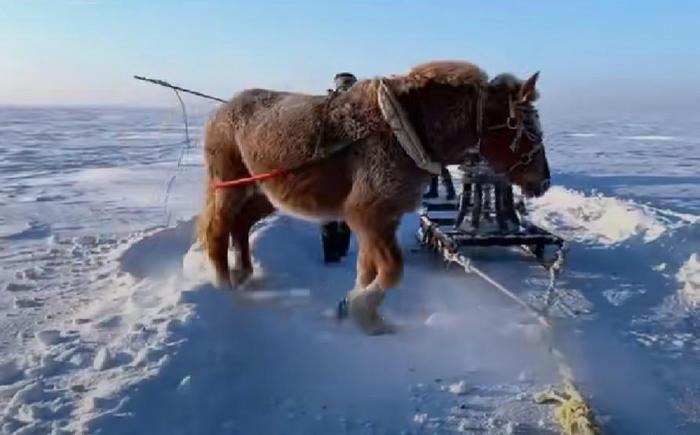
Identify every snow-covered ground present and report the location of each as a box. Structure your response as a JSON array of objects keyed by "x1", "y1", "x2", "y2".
[{"x1": 0, "y1": 105, "x2": 698, "y2": 434}]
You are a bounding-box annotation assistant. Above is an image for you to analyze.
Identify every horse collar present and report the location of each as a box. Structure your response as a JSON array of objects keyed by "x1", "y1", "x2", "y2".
[{"x1": 376, "y1": 80, "x2": 443, "y2": 175}]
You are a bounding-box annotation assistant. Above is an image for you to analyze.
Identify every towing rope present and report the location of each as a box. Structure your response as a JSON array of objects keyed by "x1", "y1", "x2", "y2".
[
  {"x1": 211, "y1": 136, "x2": 361, "y2": 190},
  {"x1": 418, "y1": 216, "x2": 600, "y2": 434}
]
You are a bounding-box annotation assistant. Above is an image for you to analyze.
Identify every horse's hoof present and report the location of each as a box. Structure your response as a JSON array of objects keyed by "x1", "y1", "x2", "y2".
[
  {"x1": 362, "y1": 315, "x2": 396, "y2": 335},
  {"x1": 346, "y1": 286, "x2": 394, "y2": 335},
  {"x1": 230, "y1": 267, "x2": 252, "y2": 288},
  {"x1": 215, "y1": 275, "x2": 233, "y2": 291},
  {"x1": 354, "y1": 311, "x2": 395, "y2": 335}
]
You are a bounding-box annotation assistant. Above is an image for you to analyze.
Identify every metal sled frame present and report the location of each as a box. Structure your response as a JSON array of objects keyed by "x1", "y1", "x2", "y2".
[
  {"x1": 419, "y1": 200, "x2": 566, "y2": 270},
  {"x1": 418, "y1": 160, "x2": 567, "y2": 272}
]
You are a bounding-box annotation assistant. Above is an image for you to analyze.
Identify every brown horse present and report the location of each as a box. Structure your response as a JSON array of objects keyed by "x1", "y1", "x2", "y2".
[{"x1": 197, "y1": 61, "x2": 550, "y2": 334}]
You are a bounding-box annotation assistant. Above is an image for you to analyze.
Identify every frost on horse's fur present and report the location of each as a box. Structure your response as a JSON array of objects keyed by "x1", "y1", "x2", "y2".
[{"x1": 198, "y1": 60, "x2": 550, "y2": 333}]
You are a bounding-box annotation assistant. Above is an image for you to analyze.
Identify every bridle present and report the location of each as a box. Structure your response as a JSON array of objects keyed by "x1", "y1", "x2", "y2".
[{"x1": 475, "y1": 88, "x2": 545, "y2": 175}]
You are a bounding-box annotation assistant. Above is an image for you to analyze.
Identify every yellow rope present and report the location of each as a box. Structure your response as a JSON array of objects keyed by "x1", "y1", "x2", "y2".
[{"x1": 534, "y1": 381, "x2": 600, "y2": 435}]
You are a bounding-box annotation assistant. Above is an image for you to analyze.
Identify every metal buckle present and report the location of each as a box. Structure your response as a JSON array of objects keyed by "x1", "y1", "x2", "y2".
[{"x1": 509, "y1": 137, "x2": 519, "y2": 152}]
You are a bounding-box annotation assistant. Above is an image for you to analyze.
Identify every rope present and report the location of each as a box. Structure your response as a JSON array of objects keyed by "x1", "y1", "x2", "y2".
[
  {"x1": 418, "y1": 216, "x2": 600, "y2": 434},
  {"x1": 212, "y1": 168, "x2": 289, "y2": 189},
  {"x1": 133, "y1": 74, "x2": 216, "y2": 225},
  {"x1": 534, "y1": 383, "x2": 600, "y2": 435},
  {"x1": 544, "y1": 241, "x2": 573, "y2": 315},
  {"x1": 161, "y1": 89, "x2": 192, "y2": 226},
  {"x1": 212, "y1": 137, "x2": 360, "y2": 190}
]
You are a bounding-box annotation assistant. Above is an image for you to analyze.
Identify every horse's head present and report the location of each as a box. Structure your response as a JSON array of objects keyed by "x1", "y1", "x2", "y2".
[
  {"x1": 479, "y1": 72, "x2": 550, "y2": 197},
  {"x1": 387, "y1": 61, "x2": 550, "y2": 197}
]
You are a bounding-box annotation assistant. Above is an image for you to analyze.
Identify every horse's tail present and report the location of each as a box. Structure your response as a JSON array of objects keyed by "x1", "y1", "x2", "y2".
[
  {"x1": 195, "y1": 112, "x2": 248, "y2": 251},
  {"x1": 196, "y1": 117, "x2": 222, "y2": 251},
  {"x1": 196, "y1": 181, "x2": 216, "y2": 248}
]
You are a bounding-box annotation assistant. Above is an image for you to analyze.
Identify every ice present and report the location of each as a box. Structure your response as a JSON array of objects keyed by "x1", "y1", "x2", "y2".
[
  {"x1": 176, "y1": 375, "x2": 192, "y2": 395},
  {"x1": 8, "y1": 382, "x2": 45, "y2": 408},
  {"x1": 0, "y1": 359, "x2": 23, "y2": 385},
  {"x1": 4, "y1": 282, "x2": 34, "y2": 292},
  {"x1": 623, "y1": 135, "x2": 677, "y2": 141},
  {"x1": 35, "y1": 330, "x2": 63, "y2": 346},
  {"x1": 0, "y1": 106, "x2": 699, "y2": 433}
]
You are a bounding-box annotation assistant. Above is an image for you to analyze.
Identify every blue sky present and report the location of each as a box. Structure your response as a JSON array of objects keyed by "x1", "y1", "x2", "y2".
[{"x1": 2, "y1": 1, "x2": 699, "y2": 112}]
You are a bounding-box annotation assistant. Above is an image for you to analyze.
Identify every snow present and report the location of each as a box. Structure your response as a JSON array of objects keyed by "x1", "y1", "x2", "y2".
[
  {"x1": 448, "y1": 380, "x2": 470, "y2": 396},
  {"x1": 530, "y1": 186, "x2": 670, "y2": 245},
  {"x1": 0, "y1": 106, "x2": 699, "y2": 433},
  {"x1": 677, "y1": 254, "x2": 700, "y2": 307},
  {"x1": 92, "y1": 348, "x2": 113, "y2": 371}
]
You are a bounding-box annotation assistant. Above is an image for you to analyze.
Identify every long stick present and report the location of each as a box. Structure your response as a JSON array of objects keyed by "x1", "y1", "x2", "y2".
[{"x1": 133, "y1": 75, "x2": 228, "y2": 103}]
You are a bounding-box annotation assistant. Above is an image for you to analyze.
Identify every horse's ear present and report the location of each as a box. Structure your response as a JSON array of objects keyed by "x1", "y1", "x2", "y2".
[{"x1": 520, "y1": 71, "x2": 540, "y2": 102}]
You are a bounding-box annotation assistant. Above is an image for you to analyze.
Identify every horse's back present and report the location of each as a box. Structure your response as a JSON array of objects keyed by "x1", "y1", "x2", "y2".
[
  {"x1": 212, "y1": 89, "x2": 325, "y2": 169},
  {"x1": 227, "y1": 88, "x2": 321, "y2": 124}
]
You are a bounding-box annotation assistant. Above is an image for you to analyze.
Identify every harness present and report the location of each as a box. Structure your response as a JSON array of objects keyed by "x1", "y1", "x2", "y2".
[
  {"x1": 482, "y1": 96, "x2": 545, "y2": 175},
  {"x1": 377, "y1": 80, "x2": 443, "y2": 175},
  {"x1": 377, "y1": 80, "x2": 544, "y2": 178}
]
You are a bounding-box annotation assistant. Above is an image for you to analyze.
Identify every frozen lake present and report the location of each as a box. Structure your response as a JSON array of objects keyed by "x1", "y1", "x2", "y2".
[{"x1": 0, "y1": 104, "x2": 698, "y2": 434}]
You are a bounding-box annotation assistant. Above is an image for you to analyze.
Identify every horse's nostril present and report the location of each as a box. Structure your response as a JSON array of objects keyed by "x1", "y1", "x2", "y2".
[{"x1": 541, "y1": 179, "x2": 551, "y2": 192}]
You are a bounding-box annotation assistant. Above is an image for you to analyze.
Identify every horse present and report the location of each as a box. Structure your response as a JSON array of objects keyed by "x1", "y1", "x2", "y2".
[{"x1": 197, "y1": 61, "x2": 551, "y2": 334}]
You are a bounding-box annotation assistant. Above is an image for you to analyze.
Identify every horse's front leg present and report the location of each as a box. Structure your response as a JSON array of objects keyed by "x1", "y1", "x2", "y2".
[{"x1": 342, "y1": 213, "x2": 402, "y2": 335}]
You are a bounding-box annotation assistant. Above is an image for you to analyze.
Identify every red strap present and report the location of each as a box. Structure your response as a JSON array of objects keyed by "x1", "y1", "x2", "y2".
[{"x1": 212, "y1": 168, "x2": 289, "y2": 189}]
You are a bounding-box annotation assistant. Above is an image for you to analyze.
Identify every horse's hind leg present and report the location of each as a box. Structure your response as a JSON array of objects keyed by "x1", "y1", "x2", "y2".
[
  {"x1": 344, "y1": 212, "x2": 402, "y2": 334},
  {"x1": 229, "y1": 192, "x2": 275, "y2": 286},
  {"x1": 198, "y1": 185, "x2": 250, "y2": 290},
  {"x1": 356, "y1": 247, "x2": 378, "y2": 289}
]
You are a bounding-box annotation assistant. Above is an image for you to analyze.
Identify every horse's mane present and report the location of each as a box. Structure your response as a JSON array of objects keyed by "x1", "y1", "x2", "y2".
[{"x1": 392, "y1": 61, "x2": 489, "y2": 93}]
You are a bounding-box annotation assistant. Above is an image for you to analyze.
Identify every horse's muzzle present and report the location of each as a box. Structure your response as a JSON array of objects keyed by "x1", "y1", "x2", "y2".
[{"x1": 524, "y1": 178, "x2": 550, "y2": 198}]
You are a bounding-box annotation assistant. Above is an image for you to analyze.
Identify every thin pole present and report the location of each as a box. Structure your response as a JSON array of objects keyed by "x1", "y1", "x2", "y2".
[{"x1": 133, "y1": 75, "x2": 228, "y2": 104}]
